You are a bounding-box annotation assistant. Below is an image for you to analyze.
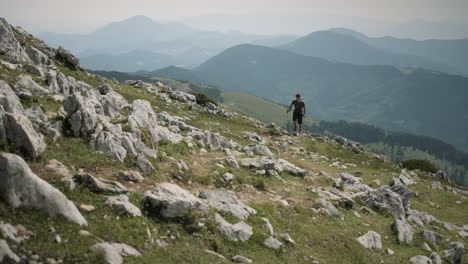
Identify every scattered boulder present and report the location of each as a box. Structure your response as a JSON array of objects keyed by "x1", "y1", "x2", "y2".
[
  {"x1": 314, "y1": 198, "x2": 342, "y2": 218},
  {"x1": 393, "y1": 219, "x2": 413, "y2": 244},
  {"x1": 74, "y1": 173, "x2": 128, "y2": 194},
  {"x1": 243, "y1": 144, "x2": 274, "y2": 157},
  {"x1": 56, "y1": 46, "x2": 81, "y2": 70},
  {"x1": 0, "y1": 153, "x2": 87, "y2": 226},
  {"x1": 114, "y1": 170, "x2": 144, "y2": 183},
  {"x1": 106, "y1": 195, "x2": 142, "y2": 217},
  {"x1": 360, "y1": 185, "x2": 412, "y2": 219},
  {"x1": 0, "y1": 239, "x2": 20, "y2": 263},
  {"x1": 264, "y1": 236, "x2": 284, "y2": 249},
  {"x1": 443, "y1": 242, "x2": 464, "y2": 264},
  {"x1": 14, "y1": 74, "x2": 49, "y2": 96},
  {"x1": 215, "y1": 213, "x2": 253, "y2": 242},
  {"x1": 422, "y1": 230, "x2": 444, "y2": 245},
  {"x1": 136, "y1": 154, "x2": 155, "y2": 175},
  {"x1": 63, "y1": 92, "x2": 101, "y2": 137},
  {"x1": 201, "y1": 190, "x2": 256, "y2": 220},
  {"x1": 430, "y1": 252, "x2": 442, "y2": 264},
  {"x1": 333, "y1": 173, "x2": 372, "y2": 192},
  {"x1": 232, "y1": 255, "x2": 253, "y2": 263},
  {"x1": 262, "y1": 217, "x2": 275, "y2": 236},
  {"x1": 0, "y1": 105, "x2": 46, "y2": 159},
  {"x1": 239, "y1": 156, "x2": 306, "y2": 177},
  {"x1": 281, "y1": 233, "x2": 295, "y2": 244},
  {"x1": 90, "y1": 243, "x2": 123, "y2": 264},
  {"x1": 92, "y1": 131, "x2": 127, "y2": 163},
  {"x1": 391, "y1": 170, "x2": 416, "y2": 186},
  {"x1": 226, "y1": 157, "x2": 240, "y2": 168},
  {"x1": 410, "y1": 255, "x2": 433, "y2": 264},
  {"x1": 144, "y1": 183, "x2": 208, "y2": 218},
  {"x1": 356, "y1": 231, "x2": 382, "y2": 250}
]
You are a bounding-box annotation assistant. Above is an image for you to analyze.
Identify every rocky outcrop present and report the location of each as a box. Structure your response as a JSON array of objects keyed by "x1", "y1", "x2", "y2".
[
  {"x1": 90, "y1": 242, "x2": 141, "y2": 264},
  {"x1": 239, "y1": 156, "x2": 307, "y2": 177},
  {"x1": 391, "y1": 170, "x2": 416, "y2": 186},
  {"x1": 333, "y1": 173, "x2": 372, "y2": 192},
  {"x1": 63, "y1": 92, "x2": 102, "y2": 137},
  {"x1": 144, "y1": 183, "x2": 208, "y2": 218},
  {"x1": 443, "y1": 242, "x2": 464, "y2": 264},
  {"x1": 356, "y1": 231, "x2": 382, "y2": 250},
  {"x1": 56, "y1": 46, "x2": 81, "y2": 70},
  {"x1": 410, "y1": 255, "x2": 433, "y2": 264},
  {"x1": 313, "y1": 198, "x2": 342, "y2": 218},
  {"x1": 0, "y1": 153, "x2": 87, "y2": 226},
  {"x1": 74, "y1": 173, "x2": 128, "y2": 194},
  {"x1": 243, "y1": 144, "x2": 274, "y2": 157},
  {"x1": 215, "y1": 213, "x2": 253, "y2": 242},
  {"x1": 422, "y1": 230, "x2": 444, "y2": 245},
  {"x1": 201, "y1": 190, "x2": 256, "y2": 220},
  {"x1": 361, "y1": 184, "x2": 415, "y2": 219},
  {"x1": 106, "y1": 195, "x2": 142, "y2": 217},
  {"x1": 0, "y1": 239, "x2": 20, "y2": 263},
  {"x1": 393, "y1": 219, "x2": 413, "y2": 244},
  {"x1": 14, "y1": 74, "x2": 49, "y2": 96}
]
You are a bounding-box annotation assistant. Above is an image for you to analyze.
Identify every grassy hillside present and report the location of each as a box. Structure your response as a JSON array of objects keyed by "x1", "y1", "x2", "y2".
[{"x1": 223, "y1": 92, "x2": 290, "y2": 127}]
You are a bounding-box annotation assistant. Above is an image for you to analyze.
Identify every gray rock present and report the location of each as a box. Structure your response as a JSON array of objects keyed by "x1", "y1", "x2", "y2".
[
  {"x1": 202, "y1": 190, "x2": 257, "y2": 220},
  {"x1": 262, "y1": 217, "x2": 275, "y2": 236},
  {"x1": 281, "y1": 233, "x2": 296, "y2": 244},
  {"x1": 14, "y1": 74, "x2": 49, "y2": 96},
  {"x1": 314, "y1": 198, "x2": 342, "y2": 218},
  {"x1": 0, "y1": 80, "x2": 23, "y2": 113},
  {"x1": 109, "y1": 242, "x2": 141, "y2": 257},
  {"x1": 0, "y1": 106, "x2": 46, "y2": 159},
  {"x1": 226, "y1": 157, "x2": 240, "y2": 168},
  {"x1": 136, "y1": 154, "x2": 155, "y2": 175},
  {"x1": 56, "y1": 46, "x2": 81, "y2": 70},
  {"x1": 393, "y1": 219, "x2": 413, "y2": 244},
  {"x1": 106, "y1": 195, "x2": 142, "y2": 217},
  {"x1": 333, "y1": 172, "x2": 372, "y2": 192},
  {"x1": 407, "y1": 209, "x2": 436, "y2": 227},
  {"x1": 0, "y1": 222, "x2": 21, "y2": 243},
  {"x1": 264, "y1": 236, "x2": 284, "y2": 249},
  {"x1": 93, "y1": 131, "x2": 127, "y2": 163},
  {"x1": 99, "y1": 91, "x2": 127, "y2": 119},
  {"x1": 190, "y1": 129, "x2": 234, "y2": 150},
  {"x1": 0, "y1": 239, "x2": 20, "y2": 263},
  {"x1": 391, "y1": 170, "x2": 416, "y2": 186},
  {"x1": 232, "y1": 255, "x2": 253, "y2": 263},
  {"x1": 239, "y1": 156, "x2": 306, "y2": 177},
  {"x1": 203, "y1": 250, "x2": 227, "y2": 261},
  {"x1": 90, "y1": 243, "x2": 123, "y2": 264},
  {"x1": 144, "y1": 183, "x2": 208, "y2": 218},
  {"x1": 215, "y1": 213, "x2": 253, "y2": 242},
  {"x1": 356, "y1": 231, "x2": 382, "y2": 249},
  {"x1": 430, "y1": 252, "x2": 442, "y2": 264},
  {"x1": 443, "y1": 242, "x2": 464, "y2": 264},
  {"x1": 63, "y1": 93, "x2": 101, "y2": 137},
  {"x1": 0, "y1": 18, "x2": 31, "y2": 64},
  {"x1": 74, "y1": 173, "x2": 128, "y2": 194},
  {"x1": 243, "y1": 144, "x2": 274, "y2": 157},
  {"x1": 115, "y1": 170, "x2": 144, "y2": 183},
  {"x1": 361, "y1": 185, "x2": 411, "y2": 219},
  {"x1": 422, "y1": 230, "x2": 444, "y2": 245},
  {"x1": 410, "y1": 255, "x2": 433, "y2": 264},
  {"x1": 0, "y1": 153, "x2": 87, "y2": 226}
]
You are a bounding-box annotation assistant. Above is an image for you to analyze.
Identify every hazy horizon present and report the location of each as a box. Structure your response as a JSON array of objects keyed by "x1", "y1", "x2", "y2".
[{"x1": 1, "y1": 0, "x2": 468, "y2": 40}]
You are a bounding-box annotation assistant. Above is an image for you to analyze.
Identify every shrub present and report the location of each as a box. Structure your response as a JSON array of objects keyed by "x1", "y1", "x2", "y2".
[
  {"x1": 191, "y1": 93, "x2": 218, "y2": 106},
  {"x1": 401, "y1": 159, "x2": 438, "y2": 173}
]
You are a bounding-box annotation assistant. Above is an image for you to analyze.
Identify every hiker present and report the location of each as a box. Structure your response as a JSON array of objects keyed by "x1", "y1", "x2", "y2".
[{"x1": 287, "y1": 93, "x2": 306, "y2": 133}]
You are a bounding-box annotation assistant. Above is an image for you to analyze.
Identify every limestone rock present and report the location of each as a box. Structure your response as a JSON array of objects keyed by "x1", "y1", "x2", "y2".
[
  {"x1": 333, "y1": 172, "x2": 372, "y2": 192},
  {"x1": 74, "y1": 173, "x2": 128, "y2": 194},
  {"x1": 56, "y1": 46, "x2": 80, "y2": 70},
  {"x1": 93, "y1": 131, "x2": 127, "y2": 163},
  {"x1": 314, "y1": 198, "x2": 342, "y2": 218},
  {"x1": 262, "y1": 217, "x2": 275, "y2": 236},
  {"x1": 264, "y1": 236, "x2": 284, "y2": 249},
  {"x1": 63, "y1": 93, "x2": 101, "y2": 137},
  {"x1": 0, "y1": 239, "x2": 20, "y2": 263},
  {"x1": 106, "y1": 195, "x2": 142, "y2": 217},
  {"x1": 202, "y1": 190, "x2": 256, "y2": 220},
  {"x1": 392, "y1": 170, "x2": 416, "y2": 186},
  {"x1": 0, "y1": 153, "x2": 87, "y2": 226},
  {"x1": 443, "y1": 242, "x2": 464, "y2": 264},
  {"x1": 393, "y1": 219, "x2": 413, "y2": 244},
  {"x1": 410, "y1": 255, "x2": 433, "y2": 264},
  {"x1": 243, "y1": 144, "x2": 274, "y2": 157},
  {"x1": 136, "y1": 154, "x2": 155, "y2": 175},
  {"x1": 0, "y1": 80, "x2": 23, "y2": 113},
  {"x1": 232, "y1": 255, "x2": 253, "y2": 263},
  {"x1": 0, "y1": 106, "x2": 46, "y2": 159},
  {"x1": 226, "y1": 157, "x2": 240, "y2": 168},
  {"x1": 144, "y1": 183, "x2": 208, "y2": 218},
  {"x1": 115, "y1": 170, "x2": 144, "y2": 183},
  {"x1": 239, "y1": 156, "x2": 306, "y2": 177},
  {"x1": 215, "y1": 213, "x2": 253, "y2": 242},
  {"x1": 90, "y1": 243, "x2": 122, "y2": 264},
  {"x1": 356, "y1": 231, "x2": 382, "y2": 250},
  {"x1": 422, "y1": 230, "x2": 444, "y2": 245},
  {"x1": 361, "y1": 185, "x2": 413, "y2": 219},
  {"x1": 430, "y1": 252, "x2": 442, "y2": 264}
]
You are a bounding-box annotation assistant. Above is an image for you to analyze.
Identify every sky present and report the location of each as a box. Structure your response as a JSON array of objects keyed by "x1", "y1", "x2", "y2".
[{"x1": 1, "y1": 0, "x2": 468, "y2": 39}]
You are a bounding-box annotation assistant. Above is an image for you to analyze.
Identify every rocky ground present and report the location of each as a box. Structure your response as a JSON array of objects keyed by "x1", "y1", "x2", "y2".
[{"x1": 0, "y1": 17, "x2": 467, "y2": 264}]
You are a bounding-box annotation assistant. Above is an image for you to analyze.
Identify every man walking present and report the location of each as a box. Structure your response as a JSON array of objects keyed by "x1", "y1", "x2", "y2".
[{"x1": 287, "y1": 93, "x2": 306, "y2": 133}]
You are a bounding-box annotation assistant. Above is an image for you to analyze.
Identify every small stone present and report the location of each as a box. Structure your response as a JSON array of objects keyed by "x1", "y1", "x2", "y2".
[
  {"x1": 232, "y1": 255, "x2": 253, "y2": 263},
  {"x1": 80, "y1": 204, "x2": 95, "y2": 212},
  {"x1": 54, "y1": 234, "x2": 61, "y2": 244},
  {"x1": 203, "y1": 250, "x2": 226, "y2": 261},
  {"x1": 357, "y1": 231, "x2": 382, "y2": 250},
  {"x1": 386, "y1": 248, "x2": 394, "y2": 255},
  {"x1": 79, "y1": 230, "x2": 91, "y2": 236},
  {"x1": 281, "y1": 233, "x2": 295, "y2": 244},
  {"x1": 410, "y1": 255, "x2": 433, "y2": 264},
  {"x1": 264, "y1": 236, "x2": 284, "y2": 249},
  {"x1": 223, "y1": 172, "x2": 234, "y2": 182}
]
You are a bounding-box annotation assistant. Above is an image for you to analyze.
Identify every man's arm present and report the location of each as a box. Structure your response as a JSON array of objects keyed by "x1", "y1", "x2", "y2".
[
  {"x1": 287, "y1": 103, "x2": 293, "y2": 113},
  {"x1": 303, "y1": 104, "x2": 307, "y2": 117}
]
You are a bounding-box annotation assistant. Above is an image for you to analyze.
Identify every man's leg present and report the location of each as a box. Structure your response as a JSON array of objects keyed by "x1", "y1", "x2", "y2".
[
  {"x1": 298, "y1": 115, "x2": 303, "y2": 133},
  {"x1": 292, "y1": 120, "x2": 297, "y2": 131},
  {"x1": 292, "y1": 113, "x2": 298, "y2": 132}
]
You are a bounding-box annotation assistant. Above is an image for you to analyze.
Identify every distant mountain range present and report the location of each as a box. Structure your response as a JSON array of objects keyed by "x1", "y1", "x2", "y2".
[
  {"x1": 142, "y1": 45, "x2": 468, "y2": 152},
  {"x1": 39, "y1": 16, "x2": 296, "y2": 71}
]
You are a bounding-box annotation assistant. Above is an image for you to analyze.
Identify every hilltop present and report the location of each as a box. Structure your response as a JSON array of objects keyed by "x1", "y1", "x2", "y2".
[{"x1": 0, "y1": 17, "x2": 467, "y2": 264}]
